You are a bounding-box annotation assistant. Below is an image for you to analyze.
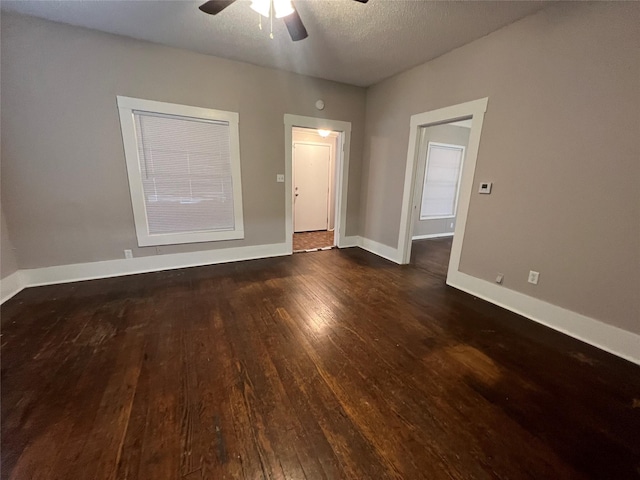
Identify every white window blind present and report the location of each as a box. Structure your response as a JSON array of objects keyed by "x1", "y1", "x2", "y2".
[
  {"x1": 117, "y1": 96, "x2": 243, "y2": 247},
  {"x1": 420, "y1": 143, "x2": 465, "y2": 219},
  {"x1": 134, "y1": 112, "x2": 235, "y2": 235}
]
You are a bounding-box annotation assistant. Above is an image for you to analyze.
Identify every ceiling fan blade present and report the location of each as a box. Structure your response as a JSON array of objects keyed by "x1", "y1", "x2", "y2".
[
  {"x1": 353, "y1": 0, "x2": 369, "y2": 3},
  {"x1": 283, "y1": 9, "x2": 308, "y2": 42},
  {"x1": 199, "y1": 0, "x2": 236, "y2": 15}
]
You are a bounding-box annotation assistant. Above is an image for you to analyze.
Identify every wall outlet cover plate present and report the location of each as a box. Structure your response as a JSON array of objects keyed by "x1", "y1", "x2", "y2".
[{"x1": 479, "y1": 182, "x2": 492, "y2": 194}]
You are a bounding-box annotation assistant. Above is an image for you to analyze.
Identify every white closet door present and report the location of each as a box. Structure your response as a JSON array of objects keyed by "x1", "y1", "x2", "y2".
[{"x1": 294, "y1": 143, "x2": 331, "y2": 232}]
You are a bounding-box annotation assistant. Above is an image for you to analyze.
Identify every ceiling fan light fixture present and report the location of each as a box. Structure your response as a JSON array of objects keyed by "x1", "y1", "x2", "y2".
[
  {"x1": 250, "y1": 0, "x2": 294, "y2": 19},
  {"x1": 199, "y1": 0, "x2": 367, "y2": 42},
  {"x1": 273, "y1": 0, "x2": 295, "y2": 18},
  {"x1": 250, "y1": 0, "x2": 270, "y2": 18}
]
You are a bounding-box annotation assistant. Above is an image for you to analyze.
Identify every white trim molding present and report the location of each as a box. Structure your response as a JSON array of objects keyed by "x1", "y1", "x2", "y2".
[
  {"x1": 412, "y1": 233, "x2": 454, "y2": 240},
  {"x1": 2, "y1": 236, "x2": 638, "y2": 365},
  {"x1": 339, "y1": 235, "x2": 361, "y2": 248},
  {"x1": 1, "y1": 239, "x2": 364, "y2": 306},
  {"x1": 284, "y1": 114, "x2": 352, "y2": 252},
  {"x1": 1, "y1": 271, "x2": 25, "y2": 304},
  {"x1": 391, "y1": 96, "x2": 640, "y2": 365},
  {"x1": 447, "y1": 270, "x2": 640, "y2": 366},
  {"x1": 116, "y1": 96, "x2": 244, "y2": 247},
  {"x1": 398, "y1": 97, "x2": 488, "y2": 267},
  {"x1": 10, "y1": 243, "x2": 288, "y2": 292},
  {"x1": 359, "y1": 237, "x2": 401, "y2": 264},
  {"x1": 355, "y1": 231, "x2": 640, "y2": 365}
]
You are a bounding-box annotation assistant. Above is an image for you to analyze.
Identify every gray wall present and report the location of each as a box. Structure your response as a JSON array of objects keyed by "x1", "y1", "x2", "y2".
[
  {"x1": 361, "y1": 2, "x2": 640, "y2": 334},
  {"x1": 412, "y1": 124, "x2": 470, "y2": 238},
  {"x1": 1, "y1": 207, "x2": 18, "y2": 279},
  {"x1": 0, "y1": 13, "x2": 366, "y2": 269}
]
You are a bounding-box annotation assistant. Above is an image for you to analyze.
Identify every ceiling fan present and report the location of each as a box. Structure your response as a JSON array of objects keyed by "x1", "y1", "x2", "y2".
[{"x1": 199, "y1": 0, "x2": 369, "y2": 42}]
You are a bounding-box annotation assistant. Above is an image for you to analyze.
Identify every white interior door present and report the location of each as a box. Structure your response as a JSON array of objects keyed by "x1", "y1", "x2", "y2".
[{"x1": 294, "y1": 143, "x2": 330, "y2": 232}]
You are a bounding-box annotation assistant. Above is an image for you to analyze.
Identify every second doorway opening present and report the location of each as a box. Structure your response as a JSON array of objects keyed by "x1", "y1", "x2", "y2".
[{"x1": 292, "y1": 126, "x2": 340, "y2": 252}]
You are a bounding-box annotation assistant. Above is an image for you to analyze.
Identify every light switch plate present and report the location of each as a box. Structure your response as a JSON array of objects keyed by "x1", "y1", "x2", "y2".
[
  {"x1": 276, "y1": 174, "x2": 285, "y2": 183},
  {"x1": 479, "y1": 182, "x2": 492, "y2": 194}
]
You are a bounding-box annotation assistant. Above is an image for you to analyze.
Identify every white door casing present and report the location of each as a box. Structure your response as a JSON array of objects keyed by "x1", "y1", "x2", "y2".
[
  {"x1": 284, "y1": 114, "x2": 352, "y2": 253},
  {"x1": 398, "y1": 97, "x2": 488, "y2": 274},
  {"x1": 293, "y1": 142, "x2": 331, "y2": 232}
]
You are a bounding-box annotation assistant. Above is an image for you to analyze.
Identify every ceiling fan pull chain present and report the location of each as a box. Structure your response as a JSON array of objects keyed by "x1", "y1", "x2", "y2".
[{"x1": 270, "y1": 0, "x2": 274, "y2": 39}]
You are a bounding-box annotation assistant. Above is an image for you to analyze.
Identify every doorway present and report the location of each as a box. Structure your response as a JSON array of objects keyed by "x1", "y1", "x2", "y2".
[
  {"x1": 409, "y1": 120, "x2": 471, "y2": 275},
  {"x1": 397, "y1": 98, "x2": 488, "y2": 287},
  {"x1": 284, "y1": 114, "x2": 352, "y2": 255},
  {"x1": 292, "y1": 127, "x2": 339, "y2": 251}
]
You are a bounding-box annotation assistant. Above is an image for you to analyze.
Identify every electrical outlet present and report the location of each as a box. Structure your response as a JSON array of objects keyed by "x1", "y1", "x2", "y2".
[
  {"x1": 528, "y1": 270, "x2": 540, "y2": 285},
  {"x1": 124, "y1": 249, "x2": 133, "y2": 259},
  {"x1": 496, "y1": 273, "x2": 504, "y2": 284},
  {"x1": 276, "y1": 174, "x2": 285, "y2": 183},
  {"x1": 478, "y1": 182, "x2": 492, "y2": 194}
]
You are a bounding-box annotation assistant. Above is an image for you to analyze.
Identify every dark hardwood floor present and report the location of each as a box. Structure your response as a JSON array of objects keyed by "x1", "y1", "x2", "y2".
[
  {"x1": 2, "y1": 240, "x2": 639, "y2": 479},
  {"x1": 410, "y1": 236, "x2": 453, "y2": 278}
]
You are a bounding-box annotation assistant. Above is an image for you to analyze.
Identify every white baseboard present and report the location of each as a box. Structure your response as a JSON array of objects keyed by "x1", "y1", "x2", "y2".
[
  {"x1": 339, "y1": 235, "x2": 361, "y2": 248},
  {"x1": 1, "y1": 271, "x2": 25, "y2": 304},
  {"x1": 359, "y1": 237, "x2": 401, "y2": 264},
  {"x1": 412, "y1": 232, "x2": 454, "y2": 240},
  {"x1": 447, "y1": 270, "x2": 640, "y2": 366},
  {"x1": 355, "y1": 234, "x2": 639, "y2": 365},
  {"x1": 4, "y1": 236, "x2": 638, "y2": 366},
  {"x1": 10, "y1": 243, "x2": 289, "y2": 293}
]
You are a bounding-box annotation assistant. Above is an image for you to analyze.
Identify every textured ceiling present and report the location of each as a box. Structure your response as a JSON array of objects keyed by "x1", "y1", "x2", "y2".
[{"x1": 1, "y1": 0, "x2": 549, "y2": 87}]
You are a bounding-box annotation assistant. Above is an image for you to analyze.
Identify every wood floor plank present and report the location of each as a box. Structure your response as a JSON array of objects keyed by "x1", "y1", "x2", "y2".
[{"x1": 2, "y1": 239, "x2": 639, "y2": 479}]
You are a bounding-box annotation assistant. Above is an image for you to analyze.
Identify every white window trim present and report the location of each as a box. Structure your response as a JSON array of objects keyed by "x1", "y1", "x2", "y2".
[
  {"x1": 419, "y1": 141, "x2": 466, "y2": 221},
  {"x1": 117, "y1": 96, "x2": 244, "y2": 247}
]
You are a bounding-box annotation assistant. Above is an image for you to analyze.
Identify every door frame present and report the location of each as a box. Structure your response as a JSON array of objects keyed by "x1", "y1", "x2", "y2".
[
  {"x1": 284, "y1": 114, "x2": 352, "y2": 253},
  {"x1": 397, "y1": 98, "x2": 488, "y2": 283},
  {"x1": 292, "y1": 139, "x2": 335, "y2": 233}
]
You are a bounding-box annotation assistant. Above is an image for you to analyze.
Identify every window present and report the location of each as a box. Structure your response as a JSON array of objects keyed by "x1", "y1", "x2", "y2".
[
  {"x1": 117, "y1": 96, "x2": 244, "y2": 246},
  {"x1": 420, "y1": 142, "x2": 465, "y2": 220}
]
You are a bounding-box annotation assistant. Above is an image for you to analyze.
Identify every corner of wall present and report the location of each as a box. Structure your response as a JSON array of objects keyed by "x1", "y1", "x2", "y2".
[
  {"x1": 0, "y1": 271, "x2": 25, "y2": 304},
  {"x1": 358, "y1": 237, "x2": 401, "y2": 264}
]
